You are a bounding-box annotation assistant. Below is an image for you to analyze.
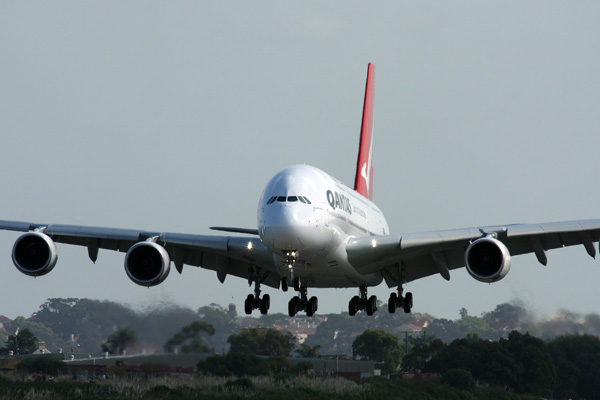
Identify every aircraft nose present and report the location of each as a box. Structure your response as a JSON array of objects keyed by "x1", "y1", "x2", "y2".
[{"x1": 261, "y1": 204, "x2": 312, "y2": 251}]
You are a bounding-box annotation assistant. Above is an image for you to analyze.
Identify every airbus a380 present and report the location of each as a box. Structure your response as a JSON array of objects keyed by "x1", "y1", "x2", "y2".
[{"x1": 3, "y1": 63, "x2": 600, "y2": 317}]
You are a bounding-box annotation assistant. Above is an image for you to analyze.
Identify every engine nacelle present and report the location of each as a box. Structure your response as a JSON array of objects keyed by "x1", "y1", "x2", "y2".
[
  {"x1": 12, "y1": 232, "x2": 58, "y2": 277},
  {"x1": 124, "y1": 241, "x2": 170, "y2": 287},
  {"x1": 465, "y1": 237, "x2": 511, "y2": 283}
]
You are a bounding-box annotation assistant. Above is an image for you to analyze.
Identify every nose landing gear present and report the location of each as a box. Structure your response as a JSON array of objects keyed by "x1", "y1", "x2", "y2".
[
  {"x1": 244, "y1": 267, "x2": 271, "y2": 315},
  {"x1": 281, "y1": 251, "x2": 298, "y2": 291}
]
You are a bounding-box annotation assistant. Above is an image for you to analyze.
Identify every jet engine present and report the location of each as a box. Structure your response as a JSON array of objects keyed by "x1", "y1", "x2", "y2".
[
  {"x1": 124, "y1": 241, "x2": 170, "y2": 287},
  {"x1": 12, "y1": 232, "x2": 58, "y2": 277},
  {"x1": 465, "y1": 237, "x2": 511, "y2": 283}
]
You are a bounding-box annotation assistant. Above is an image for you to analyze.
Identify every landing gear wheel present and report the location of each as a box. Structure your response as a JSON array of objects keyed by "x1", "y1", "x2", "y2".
[
  {"x1": 260, "y1": 294, "x2": 270, "y2": 315},
  {"x1": 388, "y1": 293, "x2": 397, "y2": 314},
  {"x1": 288, "y1": 296, "x2": 300, "y2": 317},
  {"x1": 293, "y1": 277, "x2": 301, "y2": 292},
  {"x1": 403, "y1": 292, "x2": 413, "y2": 313},
  {"x1": 349, "y1": 296, "x2": 360, "y2": 316},
  {"x1": 281, "y1": 278, "x2": 288, "y2": 292},
  {"x1": 245, "y1": 294, "x2": 254, "y2": 315},
  {"x1": 307, "y1": 296, "x2": 318, "y2": 317},
  {"x1": 366, "y1": 295, "x2": 377, "y2": 316}
]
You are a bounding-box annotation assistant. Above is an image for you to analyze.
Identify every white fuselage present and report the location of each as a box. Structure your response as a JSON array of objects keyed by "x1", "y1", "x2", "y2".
[{"x1": 258, "y1": 165, "x2": 389, "y2": 288}]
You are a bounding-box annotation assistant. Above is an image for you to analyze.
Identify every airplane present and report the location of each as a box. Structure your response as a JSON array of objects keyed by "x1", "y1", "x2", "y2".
[{"x1": 2, "y1": 63, "x2": 600, "y2": 318}]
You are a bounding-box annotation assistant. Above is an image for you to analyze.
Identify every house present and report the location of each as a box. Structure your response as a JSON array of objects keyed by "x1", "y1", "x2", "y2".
[
  {"x1": 33, "y1": 341, "x2": 52, "y2": 355},
  {"x1": 0, "y1": 316, "x2": 12, "y2": 331}
]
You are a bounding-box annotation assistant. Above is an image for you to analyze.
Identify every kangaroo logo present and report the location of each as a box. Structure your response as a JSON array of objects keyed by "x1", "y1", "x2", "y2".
[{"x1": 360, "y1": 132, "x2": 373, "y2": 193}]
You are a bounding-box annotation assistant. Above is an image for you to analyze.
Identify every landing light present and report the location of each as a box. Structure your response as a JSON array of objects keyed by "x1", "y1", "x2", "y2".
[
  {"x1": 371, "y1": 239, "x2": 377, "y2": 248},
  {"x1": 247, "y1": 241, "x2": 253, "y2": 250}
]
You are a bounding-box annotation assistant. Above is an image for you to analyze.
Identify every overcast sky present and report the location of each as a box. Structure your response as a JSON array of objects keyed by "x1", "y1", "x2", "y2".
[{"x1": 1, "y1": 2, "x2": 599, "y2": 321}]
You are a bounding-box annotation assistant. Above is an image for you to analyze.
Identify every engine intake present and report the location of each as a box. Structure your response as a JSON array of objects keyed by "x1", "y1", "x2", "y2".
[
  {"x1": 12, "y1": 232, "x2": 58, "y2": 277},
  {"x1": 124, "y1": 241, "x2": 170, "y2": 287},
  {"x1": 465, "y1": 237, "x2": 511, "y2": 283}
]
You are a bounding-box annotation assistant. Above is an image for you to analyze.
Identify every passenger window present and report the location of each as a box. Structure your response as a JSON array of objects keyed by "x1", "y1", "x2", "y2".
[{"x1": 288, "y1": 196, "x2": 298, "y2": 202}]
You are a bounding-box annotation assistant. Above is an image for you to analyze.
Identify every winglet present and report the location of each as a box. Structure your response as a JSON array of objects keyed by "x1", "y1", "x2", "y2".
[{"x1": 354, "y1": 63, "x2": 375, "y2": 200}]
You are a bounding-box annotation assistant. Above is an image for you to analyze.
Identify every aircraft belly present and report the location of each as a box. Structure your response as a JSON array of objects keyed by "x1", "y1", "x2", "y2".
[{"x1": 295, "y1": 244, "x2": 383, "y2": 288}]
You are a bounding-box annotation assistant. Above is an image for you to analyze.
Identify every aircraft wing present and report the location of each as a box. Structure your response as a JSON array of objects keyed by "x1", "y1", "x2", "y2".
[
  {"x1": 346, "y1": 219, "x2": 600, "y2": 287},
  {"x1": 0, "y1": 220, "x2": 281, "y2": 288}
]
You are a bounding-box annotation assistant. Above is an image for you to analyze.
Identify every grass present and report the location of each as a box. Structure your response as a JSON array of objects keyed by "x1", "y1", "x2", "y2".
[{"x1": 0, "y1": 374, "x2": 545, "y2": 400}]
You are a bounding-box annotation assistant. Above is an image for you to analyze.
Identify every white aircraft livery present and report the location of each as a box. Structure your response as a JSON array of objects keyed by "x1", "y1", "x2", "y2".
[{"x1": 2, "y1": 63, "x2": 600, "y2": 317}]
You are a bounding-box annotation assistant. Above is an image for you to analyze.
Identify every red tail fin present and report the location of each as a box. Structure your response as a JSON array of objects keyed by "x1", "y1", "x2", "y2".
[{"x1": 354, "y1": 63, "x2": 375, "y2": 200}]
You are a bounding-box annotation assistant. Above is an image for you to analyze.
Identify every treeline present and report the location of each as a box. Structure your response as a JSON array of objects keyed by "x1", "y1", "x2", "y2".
[
  {"x1": 3, "y1": 297, "x2": 600, "y2": 356},
  {"x1": 403, "y1": 331, "x2": 600, "y2": 399},
  {"x1": 0, "y1": 298, "x2": 201, "y2": 354}
]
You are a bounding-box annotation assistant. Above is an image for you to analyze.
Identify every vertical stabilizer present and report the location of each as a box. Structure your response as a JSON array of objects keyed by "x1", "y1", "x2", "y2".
[{"x1": 354, "y1": 63, "x2": 375, "y2": 200}]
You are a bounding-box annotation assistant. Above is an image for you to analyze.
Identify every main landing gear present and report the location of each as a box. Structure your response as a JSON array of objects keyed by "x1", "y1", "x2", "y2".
[
  {"x1": 244, "y1": 268, "x2": 270, "y2": 315},
  {"x1": 348, "y1": 286, "x2": 378, "y2": 316},
  {"x1": 388, "y1": 286, "x2": 413, "y2": 314},
  {"x1": 288, "y1": 285, "x2": 318, "y2": 317},
  {"x1": 387, "y1": 264, "x2": 413, "y2": 314}
]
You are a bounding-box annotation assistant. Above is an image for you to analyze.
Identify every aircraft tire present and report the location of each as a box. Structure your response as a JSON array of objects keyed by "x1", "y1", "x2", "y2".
[
  {"x1": 403, "y1": 292, "x2": 413, "y2": 313},
  {"x1": 260, "y1": 294, "x2": 270, "y2": 315},
  {"x1": 288, "y1": 296, "x2": 300, "y2": 317},
  {"x1": 245, "y1": 295, "x2": 254, "y2": 315},
  {"x1": 307, "y1": 296, "x2": 318, "y2": 317},
  {"x1": 388, "y1": 293, "x2": 397, "y2": 314},
  {"x1": 349, "y1": 296, "x2": 360, "y2": 316},
  {"x1": 281, "y1": 278, "x2": 288, "y2": 292},
  {"x1": 366, "y1": 295, "x2": 377, "y2": 316}
]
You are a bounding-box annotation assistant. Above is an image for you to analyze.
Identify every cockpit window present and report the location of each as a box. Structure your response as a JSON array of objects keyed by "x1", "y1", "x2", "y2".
[{"x1": 267, "y1": 195, "x2": 312, "y2": 205}]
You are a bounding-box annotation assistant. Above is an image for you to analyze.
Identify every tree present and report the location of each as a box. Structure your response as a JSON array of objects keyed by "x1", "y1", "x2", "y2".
[
  {"x1": 196, "y1": 303, "x2": 238, "y2": 352},
  {"x1": 454, "y1": 315, "x2": 497, "y2": 340},
  {"x1": 17, "y1": 356, "x2": 68, "y2": 374},
  {"x1": 228, "y1": 328, "x2": 296, "y2": 357},
  {"x1": 425, "y1": 331, "x2": 556, "y2": 396},
  {"x1": 9, "y1": 316, "x2": 61, "y2": 353},
  {"x1": 101, "y1": 327, "x2": 137, "y2": 355},
  {"x1": 2, "y1": 328, "x2": 38, "y2": 354},
  {"x1": 500, "y1": 331, "x2": 555, "y2": 396},
  {"x1": 549, "y1": 334, "x2": 600, "y2": 399},
  {"x1": 402, "y1": 337, "x2": 445, "y2": 373},
  {"x1": 426, "y1": 319, "x2": 462, "y2": 342},
  {"x1": 425, "y1": 334, "x2": 518, "y2": 389},
  {"x1": 442, "y1": 368, "x2": 475, "y2": 392},
  {"x1": 295, "y1": 343, "x2": 321, "y2": 358},
  {"x1": 198, "y1": 352, "x2": 270, "y2": 377},
  {"x1": 352, "y1": 329, "x2": 403, "y2": 373},
  {"x1": 482, "y1": 302, "x2": 529, "y2": 331},
  {"x1": 163, "y1": 321, "x2": 215, "y2": 353},
  {"x1": 33, "y1": 298, "x2": 139, "y2": 353}
]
